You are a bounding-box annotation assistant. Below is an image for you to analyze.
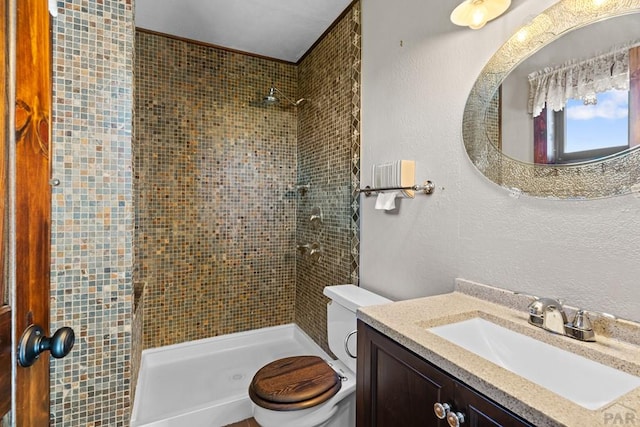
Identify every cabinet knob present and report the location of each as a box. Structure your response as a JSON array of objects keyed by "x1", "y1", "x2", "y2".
[
  {"x1": 433, "y1": 402, "x2": 451, "y2": 419},
  {"x1": 447, "y1": 410, "x2": 465, "y2": 427}
]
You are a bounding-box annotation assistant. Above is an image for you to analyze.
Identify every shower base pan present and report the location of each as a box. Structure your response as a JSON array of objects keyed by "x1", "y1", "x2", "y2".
[{"x1": 130, "y1": 323, "x2": 330, "y2": 427}]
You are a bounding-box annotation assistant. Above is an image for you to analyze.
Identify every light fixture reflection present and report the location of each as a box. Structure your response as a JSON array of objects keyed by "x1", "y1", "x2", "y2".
[
  {"x1": 450, "y1": 0, "x2": 511, "y2": 30},
  {"x1": 516, "y1": 27, "x2": 528, "y2": 42}
]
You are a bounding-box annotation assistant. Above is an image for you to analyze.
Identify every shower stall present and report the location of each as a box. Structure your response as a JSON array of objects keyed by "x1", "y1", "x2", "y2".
[{"x1": 131, "y1": 1, "x2": 362, "y2": 401}]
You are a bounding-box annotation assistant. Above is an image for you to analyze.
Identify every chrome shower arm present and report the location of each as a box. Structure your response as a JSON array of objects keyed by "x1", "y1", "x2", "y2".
[{"x1": 270, "y1": 86, "x2": 305, "y2": 106}]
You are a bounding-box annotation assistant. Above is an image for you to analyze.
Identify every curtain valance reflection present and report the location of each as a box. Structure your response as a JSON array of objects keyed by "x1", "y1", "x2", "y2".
[{"x1": 527, "y1": 42, "x2": 639, "y2": 117}]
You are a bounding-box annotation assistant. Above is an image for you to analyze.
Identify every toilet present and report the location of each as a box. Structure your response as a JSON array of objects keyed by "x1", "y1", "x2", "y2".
[{"x1": 249, "y1": 285, "x2": 391, "y2": 427}]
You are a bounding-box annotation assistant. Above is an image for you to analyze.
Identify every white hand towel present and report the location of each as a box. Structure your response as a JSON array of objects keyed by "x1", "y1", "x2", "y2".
[
  {"x1": 372, "y1": 160, "x2": 416, "y2": 198},
  {"x1": 375, "y1": 191, "x2": 399, "y2": 210}
]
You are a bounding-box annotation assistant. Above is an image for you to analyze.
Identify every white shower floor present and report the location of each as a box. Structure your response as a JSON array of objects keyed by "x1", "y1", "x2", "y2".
[{"x1": 130, "y1": 324, "x2": 330, "y2": 427}]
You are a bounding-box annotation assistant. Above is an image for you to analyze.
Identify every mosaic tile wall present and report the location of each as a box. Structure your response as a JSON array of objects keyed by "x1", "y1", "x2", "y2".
[
  {"x1": 42, "y1": 0, "x2": 359, "y2": 424},
  {"x1": 49, "y1": 0, "x2": 134, "y2": 425},
  {"x1": 295, "y1": 2, "x2": 361, "y2": 353},
  {"x1": 130, "y1": 287, "x2": 145, "y2": 405},
  {"x1": 133, "y1": 32, "x2": 298, "y2": 348}
]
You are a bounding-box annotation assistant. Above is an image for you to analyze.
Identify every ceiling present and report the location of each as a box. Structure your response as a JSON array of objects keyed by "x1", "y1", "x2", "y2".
[{"x1": 135, "y1": 0, "x2": 353, "y2": 63}]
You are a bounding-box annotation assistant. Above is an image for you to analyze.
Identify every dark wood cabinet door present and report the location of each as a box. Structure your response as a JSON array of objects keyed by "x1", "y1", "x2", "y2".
[
  {"x1": 357, "y1": 320, "x2": 453, "y2": 427},
  {"x1": 357, "y1": 321, "x2": 535, "y2": 427},
  {"x1": 454, "y1": 382, "x2": 533, "y2": 427}
]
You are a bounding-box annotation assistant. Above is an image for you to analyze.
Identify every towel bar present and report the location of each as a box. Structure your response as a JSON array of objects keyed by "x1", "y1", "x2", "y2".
[{"x1": 357, "y1": 180, "x2": 435, "y2": 197}]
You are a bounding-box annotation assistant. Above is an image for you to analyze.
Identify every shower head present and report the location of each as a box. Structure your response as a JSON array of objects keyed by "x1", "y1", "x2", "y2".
[
  {"x1": 263, "y1": 87, "x2": 280, "y2": 105},
  {"x1": 263, "y1": 87, "x2": 305, "y2": 106}
]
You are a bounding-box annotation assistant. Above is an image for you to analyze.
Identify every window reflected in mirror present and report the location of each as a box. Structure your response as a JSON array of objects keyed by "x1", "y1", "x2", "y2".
[
  {"x1": 534, "y1": 89, "x2": 632, "y2": 164},
  {"x1": 493, "y1": 13, "x2": 640, "y2": 166}
]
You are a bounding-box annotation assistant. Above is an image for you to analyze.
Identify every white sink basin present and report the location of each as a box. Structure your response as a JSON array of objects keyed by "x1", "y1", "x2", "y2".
[{"x1": 428, "y1": 317, "x2": 640, "y2": 410}]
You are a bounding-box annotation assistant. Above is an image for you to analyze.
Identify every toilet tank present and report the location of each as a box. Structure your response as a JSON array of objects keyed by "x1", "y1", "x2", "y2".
[{"x1": 323, "y1": 285, "x2": 391, "y2": 373}]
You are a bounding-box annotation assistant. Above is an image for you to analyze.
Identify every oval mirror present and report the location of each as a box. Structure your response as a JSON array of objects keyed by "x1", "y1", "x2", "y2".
[{"x1": 463, "y1": 0, "x2": 640, "y2": 199}]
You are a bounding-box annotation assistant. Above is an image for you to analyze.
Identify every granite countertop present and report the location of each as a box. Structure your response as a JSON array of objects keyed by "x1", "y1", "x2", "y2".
[{"x1": 357, "y1": 279, "x2": 640, "y2": 427}]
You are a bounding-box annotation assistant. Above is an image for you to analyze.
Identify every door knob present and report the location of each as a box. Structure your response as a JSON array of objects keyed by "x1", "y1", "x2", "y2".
[{"x1": 18, "y1": 324, "x2": 75, "y2": 367}]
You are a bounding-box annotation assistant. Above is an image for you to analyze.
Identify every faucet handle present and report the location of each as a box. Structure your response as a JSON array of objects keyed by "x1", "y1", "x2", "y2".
[
  {"x1": 526, "y1": 299, "x2": 545, "y2": 327},
  {"x1": 580, "y1": 309, "x2": 616, "y2": 320},
  {"x1": 565, "y1": 309, "x2": 596, "y2": 342},
  {"x1": 571, "y1": 308, "x2": 617, "y2": 329},
  {"x1": 566, "y1": 308, "x2": 616, "y2": 343},
  {"x1": 527, "y1": 299, "x2": 544, "y2": 314},
  {"x1": 570, "y1": 308, "x2": 616, "y2": 327},
  {"x1": 571, "y1": 309, "x2": 593, "y2": 330}
]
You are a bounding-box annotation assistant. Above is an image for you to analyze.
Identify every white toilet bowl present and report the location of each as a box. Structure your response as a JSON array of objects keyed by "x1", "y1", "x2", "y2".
[
  {"x1": 249, "y1": 285, "x2": 390, "y2": 427},
  {"x1": 251, "y1": 359, "x2": 356, "y2": 427}
]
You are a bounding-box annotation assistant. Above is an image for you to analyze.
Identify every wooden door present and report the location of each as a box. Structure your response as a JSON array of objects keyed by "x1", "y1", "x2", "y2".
[
  {"x1": 1, "y1": 0, "x2": 53, "y2": 424},
  {"x1": 15, "y1": 0, "x2": 52, "y2": 423},
  {"x1": 1, "y1": 0, "x2": 11, "y2": 419}
]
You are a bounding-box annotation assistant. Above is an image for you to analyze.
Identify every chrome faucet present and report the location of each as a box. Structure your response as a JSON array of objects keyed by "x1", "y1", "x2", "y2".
[
  {"x1": 526, "y1": 297, "x2": 596, "y2": 342},
  {"x1": 528, "y1": 298, "x2": 568, "y2": 335}
]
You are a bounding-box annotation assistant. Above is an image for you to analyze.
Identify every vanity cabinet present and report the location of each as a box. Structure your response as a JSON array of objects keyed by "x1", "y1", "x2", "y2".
[{"x1": 356, "y1": 321, "x2": 533, "y2": 427}]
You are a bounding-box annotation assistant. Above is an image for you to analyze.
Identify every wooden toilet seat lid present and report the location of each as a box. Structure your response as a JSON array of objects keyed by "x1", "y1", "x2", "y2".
[{"x1": 249, "y1": 355, "x2": 341, "y2": 411}]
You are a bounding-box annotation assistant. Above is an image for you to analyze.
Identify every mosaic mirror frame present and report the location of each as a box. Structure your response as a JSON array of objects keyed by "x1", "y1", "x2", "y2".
[{"x1": 463, "y1": 0, "x2": 640, "y2": 199}]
